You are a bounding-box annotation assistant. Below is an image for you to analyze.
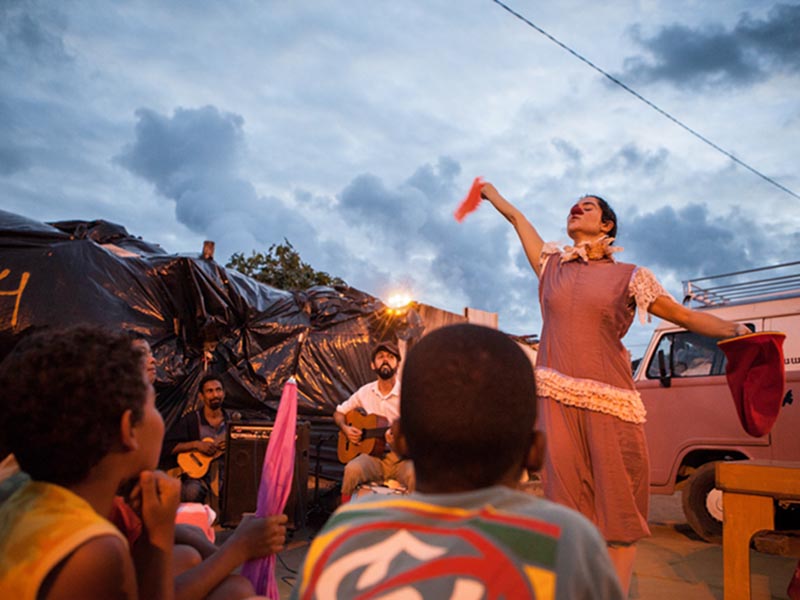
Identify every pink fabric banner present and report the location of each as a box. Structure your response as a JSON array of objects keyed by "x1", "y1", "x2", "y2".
[{"x1": 241, "y1": 376, "x2": 298, "y2": 598}]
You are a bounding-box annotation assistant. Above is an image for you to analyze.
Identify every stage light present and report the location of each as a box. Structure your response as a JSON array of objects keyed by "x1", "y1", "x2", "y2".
[{"x1": 386, "y1": 291, "x2": 412, "y2": 309}]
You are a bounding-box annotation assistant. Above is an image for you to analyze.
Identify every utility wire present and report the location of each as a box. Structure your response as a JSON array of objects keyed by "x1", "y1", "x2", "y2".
[{"x1": 491, "y1": 0, "x2": 800, "y2": 201}]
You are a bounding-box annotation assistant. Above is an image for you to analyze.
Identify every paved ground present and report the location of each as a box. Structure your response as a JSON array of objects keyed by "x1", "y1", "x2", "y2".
[{"x1": 270, "y1": 493, "x2": 797, "y2": 599}]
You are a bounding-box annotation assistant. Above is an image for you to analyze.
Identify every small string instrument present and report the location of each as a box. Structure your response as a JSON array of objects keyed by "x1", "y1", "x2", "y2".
[{"x1": 177, "y1": 437, "x2": 223, "y2": 478}]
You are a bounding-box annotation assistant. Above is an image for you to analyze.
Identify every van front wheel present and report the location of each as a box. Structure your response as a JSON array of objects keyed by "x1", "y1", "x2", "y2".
[{"x1": 682, "y1": 461, "x2": 723, "y2": 543}]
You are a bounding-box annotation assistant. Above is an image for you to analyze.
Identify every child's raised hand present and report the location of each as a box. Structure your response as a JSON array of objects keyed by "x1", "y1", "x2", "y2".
[{"x1": 138, "y1": 470, "x2": 181, "y2": 549}]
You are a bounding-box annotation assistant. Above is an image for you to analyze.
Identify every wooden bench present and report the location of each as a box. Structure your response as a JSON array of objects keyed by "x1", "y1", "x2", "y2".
[{"x1": 716, "y1": 460, "x2": 800, "y2": 600}]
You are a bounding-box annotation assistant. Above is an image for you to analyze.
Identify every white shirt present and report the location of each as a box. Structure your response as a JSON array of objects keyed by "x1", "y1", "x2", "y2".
[{"x1": 336, "y1": 379, "x2": 401, "y2": 423}]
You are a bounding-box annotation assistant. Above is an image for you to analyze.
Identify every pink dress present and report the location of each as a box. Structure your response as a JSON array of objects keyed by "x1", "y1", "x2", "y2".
[{"x1": 535, "y1": 242, "x2": 670, "y2": 544}]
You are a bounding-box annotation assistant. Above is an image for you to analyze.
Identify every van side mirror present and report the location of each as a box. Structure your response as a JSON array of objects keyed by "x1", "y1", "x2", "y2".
[{"x1": 658, "y1": 349, "x2": 672, "y2": 388}]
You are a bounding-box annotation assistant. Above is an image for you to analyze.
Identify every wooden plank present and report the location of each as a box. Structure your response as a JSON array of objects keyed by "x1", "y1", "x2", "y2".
[
  {"x1": 722, "y1": 492, "x2": 774, "y2": 600},
  {"x1": 717, "y1": 460, "x2": 800, "y2": 498}
]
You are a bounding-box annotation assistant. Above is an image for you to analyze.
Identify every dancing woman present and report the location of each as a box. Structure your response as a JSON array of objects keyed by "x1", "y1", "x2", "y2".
[{"x1": 481, "y1": 183, "x2": 747, "y2": 594}]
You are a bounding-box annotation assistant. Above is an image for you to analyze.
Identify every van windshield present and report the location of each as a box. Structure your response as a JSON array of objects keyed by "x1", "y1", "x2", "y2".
[{"x1": 645, "y1": 331, "x2": 727, "y2": 379}]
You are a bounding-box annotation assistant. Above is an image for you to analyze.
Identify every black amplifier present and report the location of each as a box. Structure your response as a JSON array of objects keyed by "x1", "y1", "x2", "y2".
[{"x1": 220, "y1": 421, "x2": 310, "y2": 529}]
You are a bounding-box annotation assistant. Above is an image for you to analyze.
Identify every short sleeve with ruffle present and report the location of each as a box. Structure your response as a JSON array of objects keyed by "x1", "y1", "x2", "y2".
[{"x1": 629, "y1": 267, "x2": 675, "y2": 324}]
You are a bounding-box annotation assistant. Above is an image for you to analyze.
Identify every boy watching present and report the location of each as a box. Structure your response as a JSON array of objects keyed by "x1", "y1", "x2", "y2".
[
  {"x1": 0, "y1": 326, "x2": 179, "y2": 600},
  {"x1": 293, "y1": 324, "x2": 623, "y2": 599}
]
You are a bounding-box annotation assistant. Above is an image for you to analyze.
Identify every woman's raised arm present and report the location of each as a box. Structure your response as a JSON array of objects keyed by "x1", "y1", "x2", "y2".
[{"x1": 481, "y1": 183, "x2": 545, "y2": 278}]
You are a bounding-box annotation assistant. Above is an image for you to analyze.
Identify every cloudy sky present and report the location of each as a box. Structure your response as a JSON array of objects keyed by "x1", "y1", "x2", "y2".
[{"x1": 2, "y1": 0, "x2": 798, "y2": 355}]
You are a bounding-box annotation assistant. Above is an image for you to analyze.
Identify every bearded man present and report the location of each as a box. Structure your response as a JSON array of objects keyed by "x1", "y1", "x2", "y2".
[
  {"x1": 163, "y1": 374, "x2": 231, "y2": 506},
  {"x1": 334, "y1": 342, "x2": 415, "y2": 502}
]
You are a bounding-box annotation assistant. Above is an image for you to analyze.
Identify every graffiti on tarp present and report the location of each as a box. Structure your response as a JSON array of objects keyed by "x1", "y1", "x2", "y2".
[{"x1": 0, "y1": 269, "x2": 30, "y2": 328}]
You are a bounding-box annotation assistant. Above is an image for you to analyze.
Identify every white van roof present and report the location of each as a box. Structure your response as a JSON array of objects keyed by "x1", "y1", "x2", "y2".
[{"x1": 682, "y1": 261, "x2": 800, "y2": 308}]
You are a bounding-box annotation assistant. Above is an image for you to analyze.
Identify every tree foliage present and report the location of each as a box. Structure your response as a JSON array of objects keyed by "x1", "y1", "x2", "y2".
[{"x1": 227, "y1": 239, "x2": 346, "y2": 290}]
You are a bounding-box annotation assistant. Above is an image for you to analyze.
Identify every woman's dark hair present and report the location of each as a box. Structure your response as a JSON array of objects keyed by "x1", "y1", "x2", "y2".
[
  {"x1": 0, "y1": 326, "x2": 148, "y2": 486},
  {"x1": 584, "y1": 194, "x2": 617, "y2": 240}
]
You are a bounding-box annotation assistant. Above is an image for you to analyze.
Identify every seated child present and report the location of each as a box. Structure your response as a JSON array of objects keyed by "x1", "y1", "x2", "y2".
[
  {"x1": 293, "y1": 323, "x2": 623, "y2": 599},
  {"x1": 0, "y1": 326, "x2": 179, "y2": 600}
]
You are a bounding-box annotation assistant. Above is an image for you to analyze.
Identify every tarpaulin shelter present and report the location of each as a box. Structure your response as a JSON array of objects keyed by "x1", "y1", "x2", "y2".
[{"x1": 0, "y1": 209, "x2": 424, "y2": 481}]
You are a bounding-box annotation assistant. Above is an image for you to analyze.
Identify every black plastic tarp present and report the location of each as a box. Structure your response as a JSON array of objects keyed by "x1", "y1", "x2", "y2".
[{"x1": 0, "y1": 209, "x2": 424, "y2": 435}]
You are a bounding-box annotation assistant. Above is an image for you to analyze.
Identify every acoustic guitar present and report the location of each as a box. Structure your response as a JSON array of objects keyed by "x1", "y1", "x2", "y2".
[
  {"x1": 337, "y1": 410, "x2": 390, "y2": 464},
  {"x1": 177, "y1": 437, "x2": 224, "y2": 479}
]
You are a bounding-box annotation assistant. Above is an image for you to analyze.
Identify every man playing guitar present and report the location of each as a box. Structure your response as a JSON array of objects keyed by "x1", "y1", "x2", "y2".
[{"x1": 333, "y1": 341, "x2": 415, "y2": 502}]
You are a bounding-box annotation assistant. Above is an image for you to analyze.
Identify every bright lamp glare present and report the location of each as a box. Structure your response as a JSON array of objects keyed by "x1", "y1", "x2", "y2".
[{"x1": 387, "y1": 292, "x2": 412, "y2": 309}]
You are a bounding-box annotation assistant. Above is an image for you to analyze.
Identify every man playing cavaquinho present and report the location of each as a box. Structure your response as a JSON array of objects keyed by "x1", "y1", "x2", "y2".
[{"x1": 163, "y1": 375, "x2": 230, "y2": 507}]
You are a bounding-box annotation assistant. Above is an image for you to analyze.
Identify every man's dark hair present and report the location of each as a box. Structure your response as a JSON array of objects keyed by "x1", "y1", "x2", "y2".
[
  {"x1": 0, "y1": 326, "x2": 148, "y2": 486},
  {"x1": 400, "y1": 324, "x2": 537, "y2": 489},
  {"x1": 198, "y1": 373, "x2": 224, "y2": 393},
  {"x1": 584, "y1": 194, "x2": 617, "y2": 240}
]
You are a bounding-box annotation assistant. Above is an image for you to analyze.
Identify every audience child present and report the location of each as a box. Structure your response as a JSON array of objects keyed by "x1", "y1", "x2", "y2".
[
  {"x1": 293, "y1": 324, "x2": 622, "y2": 599},
  {"x1": 119, "y1": 331, "x2": 289, "y2": 600},
  {"x1": 0, "y1": 326, "x2": 179, "y2": 600}
]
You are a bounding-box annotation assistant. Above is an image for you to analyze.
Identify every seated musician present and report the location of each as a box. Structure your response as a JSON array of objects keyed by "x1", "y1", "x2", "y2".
[
  {"x1": 162, "y1": 374, "x2": 233, "y2": 509},
  {"x1": 334, "y1": 341, "x2": 415, "y2": 502}
]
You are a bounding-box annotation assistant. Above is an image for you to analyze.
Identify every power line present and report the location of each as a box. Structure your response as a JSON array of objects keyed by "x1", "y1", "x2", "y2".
[{"x1": 491, "y1": 0, "x2": 800, "y2": 201}]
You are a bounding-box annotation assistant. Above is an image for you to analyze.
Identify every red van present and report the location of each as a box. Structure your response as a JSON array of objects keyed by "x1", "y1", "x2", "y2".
[{"x1": 634, "y1": 263, "x2": 800, "y2": 541}]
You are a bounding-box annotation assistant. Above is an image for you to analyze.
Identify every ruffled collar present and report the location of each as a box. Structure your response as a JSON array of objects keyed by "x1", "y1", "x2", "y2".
[{"x1": 543, "y1": 236, "x2": 623, "y2": 264}]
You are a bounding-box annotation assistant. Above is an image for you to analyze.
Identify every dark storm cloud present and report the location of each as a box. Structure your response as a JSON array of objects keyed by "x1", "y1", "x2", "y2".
[
  {"x1": 597, "y1": 144, "x2": 670, "y2": 175},
  {"x1": 115, "y1": 105, "x2": 317, "y2": 252},
  {"x1": 737, "y1": 3, "x2": 800, "y2": 69},
  {"x1": 622, "y1": 203, "x2": 761, "y2": 277},
  {"x1": 0, "y1": 2, "x2": 71, "y2": 67},
  {"x1": 620, "y1": 3, "x2": 800, "y2": 89},
  {"x1": 405, "y1": 156, "x2": 461, "y2": 200},
  {"x1": 115, "y1": 106, "x2": 244, "y2": 203},
  {"x1": 339, "y1": 173, "x2": 427, "y2": 241},
  {"x1": 338, "y1": 156, "x2": 461, "y2": 255}
]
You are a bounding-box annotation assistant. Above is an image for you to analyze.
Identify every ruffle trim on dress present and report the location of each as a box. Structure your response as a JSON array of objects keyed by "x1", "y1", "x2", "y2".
[
  {"x1": 535, "y1": 367, "x2": 647, "y2": 424},
  {"x1": 628, "y1": 267, "x2": 675, "y2": 325},
  {"x1": 539, "y1": 237, "x2": 622, "y2": 273}
]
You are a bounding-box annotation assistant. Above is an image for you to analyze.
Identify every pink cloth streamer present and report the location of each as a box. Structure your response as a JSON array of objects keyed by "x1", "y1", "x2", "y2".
[{"x1": 241, "y1": 377, "x2": 298, "y2": 598}]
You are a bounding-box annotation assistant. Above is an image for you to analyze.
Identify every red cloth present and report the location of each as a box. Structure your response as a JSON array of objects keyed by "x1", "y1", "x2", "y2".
[
  {"x1": 109, "y1": 496, "x2": 143, "y2": 547},
  {"x1": 717, "y1": 331, "x2": 786, "y2": 437},
  {"x1": 454, "y1": 177, "x2": 484, "y2": 222}
]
